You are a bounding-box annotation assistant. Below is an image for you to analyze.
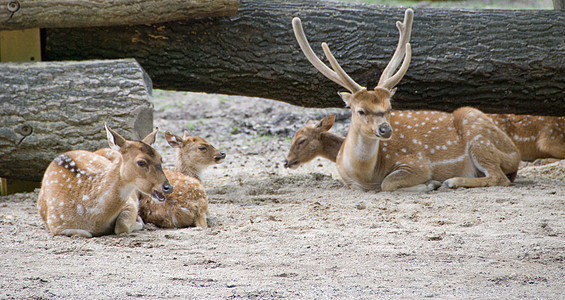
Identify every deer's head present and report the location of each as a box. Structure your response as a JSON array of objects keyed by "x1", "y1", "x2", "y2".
[
  {"x1": 285, "y1": 115, "x2": 335, "y2": 169},
  {"x1": 292, "y1": 9, "x2": 413, "y2": 141},
  {"x1": 106, "y1": 125, "x2": 173, "y2": 202},
  {"x1": 165, "y1": 130, "x2": 226, "y2": 170}
]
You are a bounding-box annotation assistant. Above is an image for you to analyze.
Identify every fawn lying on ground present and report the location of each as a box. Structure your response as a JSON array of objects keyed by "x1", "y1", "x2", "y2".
[
  {"x1": 37, "y1": 125, "x2": 173, "y2": 237},
  {"x1": 292, "y1": 9, "x2": 520, "y2": 191},
  {"x1": 137, "y1": 131, "x2": 226, "y2": 228},
  {"x1": 285, "y1": 115, "x2": 343, "y2": 169}
]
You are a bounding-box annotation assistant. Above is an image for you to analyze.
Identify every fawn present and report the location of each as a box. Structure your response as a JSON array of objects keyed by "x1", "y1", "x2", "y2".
[
  {"x1": 285, "y1": 115, "x2": 343, "y2": 169},
  {"x1": 37, "y1": 125, "x2": 173, "y2": 237},
  {"x1": 137, "y1": 130, "x2": 225, "y2": 228},
  {"x1": 292, "y1": 9, "x2": 520, "y2": 192}
]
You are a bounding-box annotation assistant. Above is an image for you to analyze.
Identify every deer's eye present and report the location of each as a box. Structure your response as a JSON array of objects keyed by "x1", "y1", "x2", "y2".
[
  {"x1": 198, "y1": 146, "x2": 207, "y2": 151},
  {"x1": 298, "y1": 139, "x2": 306, "y2": 145},
  {"x1": 358, "y1": 110, "x2": 365, "y2": 115},
  {"x1": 137, "y1": 160, "x2": 147, "y2": 167}
]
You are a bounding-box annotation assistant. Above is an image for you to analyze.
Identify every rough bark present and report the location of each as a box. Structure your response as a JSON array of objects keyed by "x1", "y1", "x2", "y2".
[
  {"x1": 554, "y1": 0, "x2": 565, "y2": 9},
  {"x1": 0, "y1": 59, "x2": 154, "y2": 181},
  {"x1": 44, "y1": 0, "x2": 565, "y2": 116},
  {"x1": 0, "y1": 0, "x2": 239, "y2": 30}
]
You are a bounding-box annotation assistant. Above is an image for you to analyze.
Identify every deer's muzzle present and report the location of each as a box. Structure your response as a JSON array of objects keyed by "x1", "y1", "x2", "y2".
[
  {"x1": 215, "y1": 152, "x2": 226, "y2": 163},
  {"x1": 377, "y1": 123, "x2": 392, "y2": 139},
  {"x1": 284, "y1": 159, "x2": 298, "y2": 169},
  {"x1": 162, "y1": 181, "x2": 173, "y2": 194}
]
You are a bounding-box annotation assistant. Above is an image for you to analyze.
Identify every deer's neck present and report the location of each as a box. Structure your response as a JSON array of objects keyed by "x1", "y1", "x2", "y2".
[
  {"x1": 320, "y1": 132, "x2": 345, "y2": 162},
  {"x1": 88, "y1": 156, "x2": 136, "y2": 217},
  {"x1": 112, "y1": 158, "x2": 138, "y2": 200},
  {"x1": 337, "y1": 130, "x2": 381, "y2": 190},
  {"x1": 176, "y1": 155, "x2": 202, "y2": 181}
]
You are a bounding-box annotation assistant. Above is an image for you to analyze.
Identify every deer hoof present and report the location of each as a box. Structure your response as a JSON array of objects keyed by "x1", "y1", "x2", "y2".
[
  {"x1": 427, "y1": 180, "x2": 442, "y2": 191},
  {"x1": 441, "y1": 178, "x2": 459, "y2": 189}
]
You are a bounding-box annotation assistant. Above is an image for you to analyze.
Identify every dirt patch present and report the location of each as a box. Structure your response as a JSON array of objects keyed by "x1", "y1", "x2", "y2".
[{"x1": 1, "y1": 91, "x2": 564, "y2": 299}]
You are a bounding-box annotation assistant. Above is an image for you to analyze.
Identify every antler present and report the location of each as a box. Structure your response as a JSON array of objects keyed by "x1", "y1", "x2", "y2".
[
  {"x1": 377, "y1": 9, "x2": 414, "y2": 90},
  {"x1": 292, "y1": 17, "x2": 364, "y2": 94}
]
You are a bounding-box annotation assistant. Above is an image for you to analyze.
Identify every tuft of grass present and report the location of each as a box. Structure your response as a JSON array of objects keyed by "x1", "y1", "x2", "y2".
[
  {"x1": 218, "y1": 95, "x2": 228, "y2": 105},
  {"x1": 185, "y1": 121, "x2": 197, "y2": 131}
]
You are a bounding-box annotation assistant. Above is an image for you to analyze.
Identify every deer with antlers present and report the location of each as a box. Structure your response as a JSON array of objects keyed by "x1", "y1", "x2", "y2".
[
  {"x1": 37, "y1": 125, "x2": 173, "y2": 237},
  {"x1": 292, "y1": 9, "x2": 520, "y2": 192},
  {"x1": 137, "y1": 131, "x2": 226, "y2": 228}
]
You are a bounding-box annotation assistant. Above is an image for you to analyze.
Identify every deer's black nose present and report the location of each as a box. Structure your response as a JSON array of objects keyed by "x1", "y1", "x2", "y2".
[
  {"x1": 163, "y1": 181, "x2": 173, "y2": 194},
  {"x1": 378, "y1": 123, "x2": 392, "y2": 139}
]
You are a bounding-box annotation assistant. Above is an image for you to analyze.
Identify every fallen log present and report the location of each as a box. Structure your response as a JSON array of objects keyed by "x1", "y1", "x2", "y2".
[
  {"x1": 0, "y1": 59, "x2": 154, "y2": 181},
  {"x1": 0, "y1": 0, "x2": 239, "y2": 30},
  {"x1": 44, "y1": 0, "x2": 565, "y2": 116}
]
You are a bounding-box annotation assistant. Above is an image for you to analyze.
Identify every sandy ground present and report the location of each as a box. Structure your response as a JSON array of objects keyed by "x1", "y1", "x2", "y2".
[{"x1": 1, "y1": 90, "x2": 564, "y2": 299}]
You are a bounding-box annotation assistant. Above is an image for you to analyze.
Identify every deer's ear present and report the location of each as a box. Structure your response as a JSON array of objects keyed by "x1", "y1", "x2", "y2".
[
  {"x1": 182, "y1": 130, "x2": 192, "y2": 141},
  {"x1": 316, "y1": 115, "x2": 335, "y2": 132},
  {"x1": 338, "y1": 92, "x2": 353, "y2": 107},
  {"x1": 165, "y1": 132, "x2": 182, "y2": 148},
  {"x1": 142, "y1": 127, "x2": 159, "y2": 145},
  {"x1": 389, "y1": 88, "x2": 397, "y2": 100},
  {"x1": 105, "y1": 124, "x2": 127, "y2": 151}
]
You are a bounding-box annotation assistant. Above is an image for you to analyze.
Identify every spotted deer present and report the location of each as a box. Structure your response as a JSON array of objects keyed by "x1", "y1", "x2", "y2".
[
  {"x1": 37, "y1": 125, "x2": 173, "y2": 237},
  {"x1": 292, "y1": 9, "x2": 520, "y2": 192},
  {"x1": 489, "y1": 114, "x2": 565, "y2": 164},
  {"x1": 137, "y1": 130, "x2": 226, "y2": 228}
]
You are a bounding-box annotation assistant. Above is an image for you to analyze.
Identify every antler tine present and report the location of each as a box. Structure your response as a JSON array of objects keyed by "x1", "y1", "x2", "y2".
[
  {"x1": 377, "y1": 8, "x2": 414, "y2": 90},
  {"x1": 380, "y1": 43, "x2": 411, "y2": 90},
  {"x1": 292, "y1": 17, "x2": 363, "y2": 94},
  {"x1": 322, "y1": 43, "x2": 364, "y2": 93}
]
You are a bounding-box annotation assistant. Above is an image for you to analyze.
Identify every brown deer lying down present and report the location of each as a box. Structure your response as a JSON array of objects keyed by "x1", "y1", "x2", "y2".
[
  {"x1": 284, "y1": 115, "x2": 344, "y2": 169},
  {"x1": 285, "y1": 114, "x2": 565, "y2": 169},
  {"x1": 37, "y1": 125, "x2": 173, "y2": 237},
  {"x1": 489, "y1": 114, "x2": 565, "y2": 164},
  {"x1": 292, "y1": 9, "x2": 520, "y2": 192},
  {"x1": 137, "y1": 131, "x2": 226, "y2": 228}
]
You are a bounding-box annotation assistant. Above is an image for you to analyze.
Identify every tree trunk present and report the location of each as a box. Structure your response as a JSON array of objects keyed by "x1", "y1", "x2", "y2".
[
  {"x1": 0, "y1": 0, "x2": 239, "y2": 30},
  {"x1": 44, "y1": 0, "x2": 565, "y2": 116},
  {"x1": 0, "y1": 59, "x2": 154, "y2": 181},
  {"x1": 554, "y1": 0, "x2": 565, "y2": 9}
]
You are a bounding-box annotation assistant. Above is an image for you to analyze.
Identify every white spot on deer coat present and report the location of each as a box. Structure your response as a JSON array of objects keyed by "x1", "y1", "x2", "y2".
[{"x1": 77, "y1": 204, "x2": 85, "y2": 216}]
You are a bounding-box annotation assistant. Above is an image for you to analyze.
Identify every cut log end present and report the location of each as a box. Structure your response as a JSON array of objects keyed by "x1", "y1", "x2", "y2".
[{"x1": 0, "y1": 59, "x2": 154, "y2": 181}]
